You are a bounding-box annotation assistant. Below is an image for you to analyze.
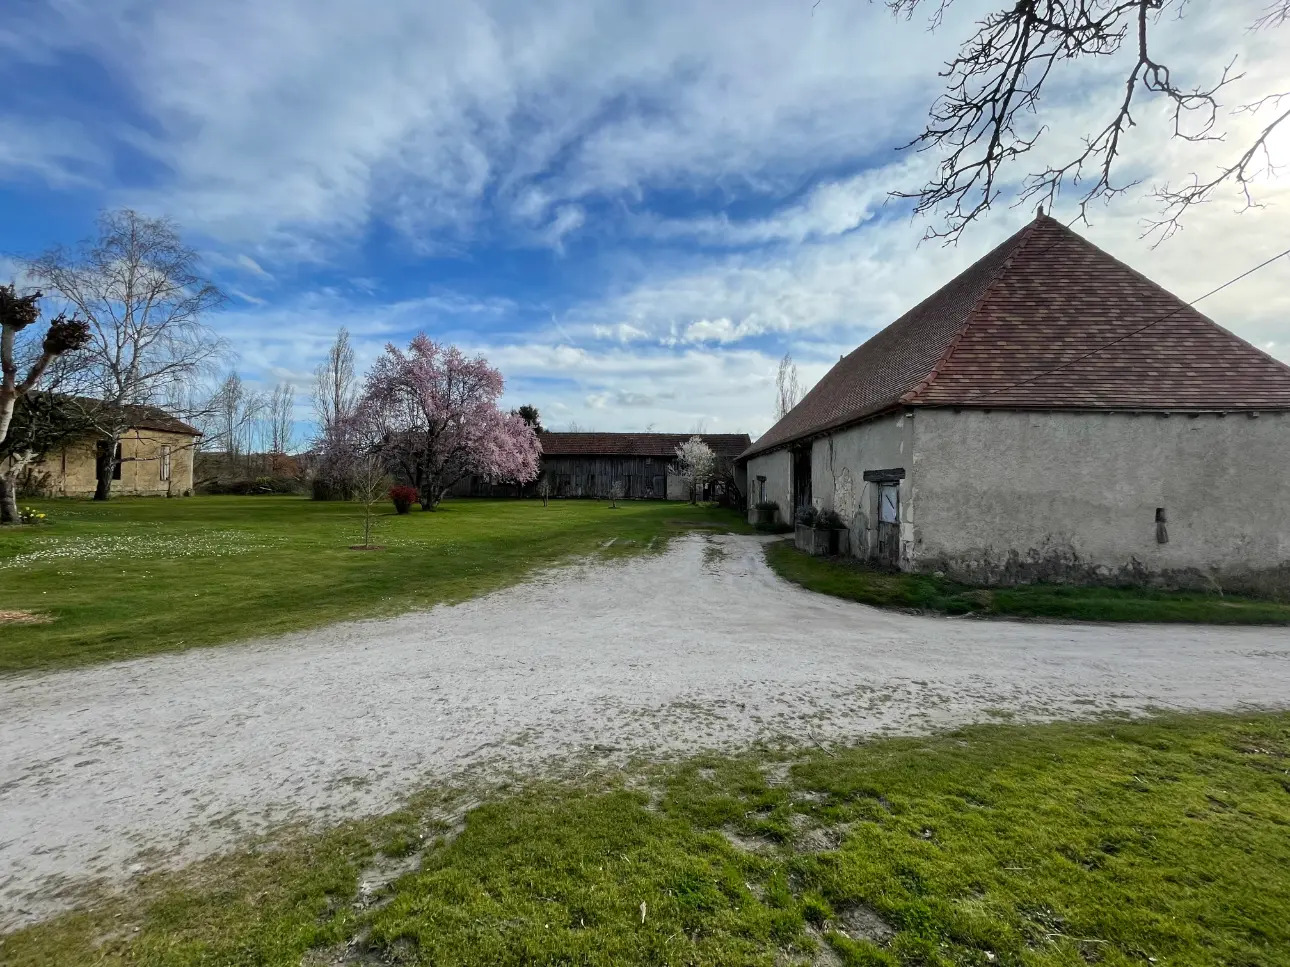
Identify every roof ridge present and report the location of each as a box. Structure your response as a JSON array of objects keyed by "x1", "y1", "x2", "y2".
[{"x1": 900, "y1": 215, "x2": 1046, "y2": 405}]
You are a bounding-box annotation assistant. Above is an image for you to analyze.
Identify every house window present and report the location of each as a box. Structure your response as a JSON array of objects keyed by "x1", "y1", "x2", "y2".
[
  {"x1": 757, "y1": 476, "x2": 766, "y2": 503},
  {"x1": 160, "y1": 445, "x2": 172, "y2": 482}
]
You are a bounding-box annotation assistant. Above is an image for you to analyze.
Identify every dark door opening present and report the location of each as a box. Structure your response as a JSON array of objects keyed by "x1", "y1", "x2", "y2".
[
  {"x1": 792, "y1": 447, "x2": 812, "y2": 513},
  {"x1": 876, "y1": 482, "x2": 900, "y2": 566}
]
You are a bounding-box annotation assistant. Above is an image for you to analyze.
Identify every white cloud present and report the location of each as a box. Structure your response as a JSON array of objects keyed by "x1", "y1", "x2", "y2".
[
  {"x1": 0, "y1": 116, "x2": 106, "y2": 188},
  {"x1": 0, "y1": 0, "x2": 968, "y2": 259}
]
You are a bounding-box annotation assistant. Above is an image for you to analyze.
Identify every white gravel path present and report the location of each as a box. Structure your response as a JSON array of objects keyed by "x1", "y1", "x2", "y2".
[{"x1": 3, "y1": 532, "x2": 1289, "y2": 929}]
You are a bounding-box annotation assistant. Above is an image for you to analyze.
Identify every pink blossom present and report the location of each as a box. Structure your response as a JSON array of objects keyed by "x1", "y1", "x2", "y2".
[{"x1": 354, "y1": 334, "x2": 540, "y2": 508}]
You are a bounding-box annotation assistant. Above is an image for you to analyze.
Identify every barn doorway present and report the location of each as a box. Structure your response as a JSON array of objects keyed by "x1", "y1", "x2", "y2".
[
  {"x1": 875, "y1": 483, "x2": 900, "y2": 566},
  {"x1": 792, "y1": 447, "x2": 812, "y2": 513}
]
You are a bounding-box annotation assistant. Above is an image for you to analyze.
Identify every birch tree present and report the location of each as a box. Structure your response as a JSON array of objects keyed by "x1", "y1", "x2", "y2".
[
  {"x1": 208, "y1": 371, "x2": 266, "y2": 473},
  {"x1": 311, "y1": 327, "x2": 359, "y2": 496},
  {"x1": 25, "y1": 210, "x2": 226, "y2": 499},
  {"x1": 267, "y1": 382, "x2": 295, "y2": 455}
]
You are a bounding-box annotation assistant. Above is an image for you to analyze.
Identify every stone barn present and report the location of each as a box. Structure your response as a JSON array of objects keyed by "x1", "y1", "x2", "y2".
[
  {"x1": 740, "y1": 213, "x2": 1290, "y2": 595},
  {"x1": 9, "y1": 400, "x2": 200, "y2": 498}
]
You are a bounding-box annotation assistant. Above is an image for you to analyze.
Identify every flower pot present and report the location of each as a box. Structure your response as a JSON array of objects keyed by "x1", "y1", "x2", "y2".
[
  {"x1": 796, "y1": 524, "x2": 836, "y2": 556},
  {"x1": 750, "y1": 507, "x2": 776, "y2": 526}
]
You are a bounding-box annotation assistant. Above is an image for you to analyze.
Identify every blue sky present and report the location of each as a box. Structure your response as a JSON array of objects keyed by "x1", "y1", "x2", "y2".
[{"x1": 2, "y1": 0, "x2": 1288, "y2": 442}]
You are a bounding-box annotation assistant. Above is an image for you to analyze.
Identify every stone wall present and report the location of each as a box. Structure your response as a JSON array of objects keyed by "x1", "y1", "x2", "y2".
[
  {"x1": 24, "y1": 429, "x2": 197, "y2": 497},
  {"x1": 910, "y1": 409, "x2": 1290, "y2": 595},
  {"x1": 808, "y1": 413, "x2": 912, "y2": 561},
  {"x1": 744, "y1": 448, "x2": 791, "y2": 522}
]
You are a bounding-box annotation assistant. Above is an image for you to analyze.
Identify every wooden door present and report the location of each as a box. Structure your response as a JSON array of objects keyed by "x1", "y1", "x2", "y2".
[{"x1": 876, "y1": 483, "x2": 900, "y2": 566}]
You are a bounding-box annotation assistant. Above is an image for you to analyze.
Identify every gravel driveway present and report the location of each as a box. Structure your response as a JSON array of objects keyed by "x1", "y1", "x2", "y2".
[{"x1": 3, "y1": 532, "x2": 1289, "y2": 928}]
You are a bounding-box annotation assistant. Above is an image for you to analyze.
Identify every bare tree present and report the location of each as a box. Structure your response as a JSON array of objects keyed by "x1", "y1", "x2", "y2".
[
  {"x1": 311, "y1": 327, "x2": 359, "y2": 497},
  {"x1": 267, "y1": 382, "x2": 295, "y2": 455},
  {"x1": 313, "y1": 327, "x2": 357, "y2": 438},
  {"x1": 891, "y1": 0, "x2": 1290, "y2": 242},
  {"x1": 208, "y1": 372, "x2": 266, "y2": 475},
  {"x1": 609, "y1": 478, "x2": 624, "y2": 509},
  {"x1": 774, "y1": 352, "x2": 801, "y2": 421},
  {"x1": 537, "y1": 475, "x2": 552, "y2": 507},
  {"x1": 25, "y1": 210, "x2": 226, "y2": 498}
]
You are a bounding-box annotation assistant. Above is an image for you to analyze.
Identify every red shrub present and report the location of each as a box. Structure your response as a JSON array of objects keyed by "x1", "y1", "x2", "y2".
[{"x1": 389, "y1": 485, "x2": 418, "y2": 514}]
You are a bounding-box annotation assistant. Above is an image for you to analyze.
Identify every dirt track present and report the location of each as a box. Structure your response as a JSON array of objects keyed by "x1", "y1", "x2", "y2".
[{"x1": 3, "y1": 533, "x2": 1289, "y2": 928}]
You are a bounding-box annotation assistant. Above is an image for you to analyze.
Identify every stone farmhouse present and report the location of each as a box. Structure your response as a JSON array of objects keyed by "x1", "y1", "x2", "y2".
[
  {"x1": 15, "y1": 402, "x2": 201, "y2": 498},
  {"x1": 740, "y1": 213, "x2": 1290, "y2": 594}
]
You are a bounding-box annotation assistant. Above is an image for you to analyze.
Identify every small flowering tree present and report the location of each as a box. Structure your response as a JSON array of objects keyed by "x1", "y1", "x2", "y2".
[
  {"x1": 356, "y1": 335, "x2": 540, "y2": 509},
  {"x1": 673, "y1": 435, "x2": 716, "y2": 505}
]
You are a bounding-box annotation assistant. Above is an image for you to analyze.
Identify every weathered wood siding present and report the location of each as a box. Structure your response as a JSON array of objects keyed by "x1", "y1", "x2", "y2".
[{"x1": 540, "y1": 455, "x2": 671, "y2": 498}]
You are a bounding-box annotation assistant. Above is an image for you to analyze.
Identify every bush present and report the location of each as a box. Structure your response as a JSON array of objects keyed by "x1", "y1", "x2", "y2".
[
  {"x1": 201, "y1": 476, "x2": 302, "y2": 496},
  {"x1": 389, "y1": 485, "x2": 418, "y2": 514},
  {"x1": 754, "y1": 499, "x2": 779, "y2": 512},
  {"x1": 816, "y1": 508, "x2": 843, "y2": 529},
  {"x1": 794, "y1": 504, "x2": 818, "y2": 527},
  {"x1": 311, "y1": 478, "x2": 355, "y2": 501}
]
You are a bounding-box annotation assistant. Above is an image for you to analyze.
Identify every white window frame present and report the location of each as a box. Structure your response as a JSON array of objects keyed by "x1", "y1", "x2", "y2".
[{"x1": 160, "y1": 444, "x2": 172, "y2": 482}]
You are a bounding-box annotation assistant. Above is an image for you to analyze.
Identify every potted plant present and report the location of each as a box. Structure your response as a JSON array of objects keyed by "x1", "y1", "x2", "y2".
[
  {"x1": 816, "y1": 508, "x2": 850, "y2": 556},
  {"x1": 750, "y1": 499, "x2": 779, "y2": 527},
  {"x1": 388, "y1": 484, "x2": 417, "y2": 515},
  {"x1": 796, "y1": 506, "x2": 848, "y2": 556}
]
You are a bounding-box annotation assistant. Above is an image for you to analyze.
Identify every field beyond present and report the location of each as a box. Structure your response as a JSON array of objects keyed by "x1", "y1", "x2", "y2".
[
  {"x1": 0, "y1": 495, "x2": 746, "y2": 674},
  {"x1": 4, "y1": 712, "x2": 1288, "y2": 966}
]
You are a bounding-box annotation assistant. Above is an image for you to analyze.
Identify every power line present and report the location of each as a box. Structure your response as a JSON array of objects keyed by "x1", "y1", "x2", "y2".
[{"x1": 962, "y1": 243, "x2": 1290, "y2": 403}]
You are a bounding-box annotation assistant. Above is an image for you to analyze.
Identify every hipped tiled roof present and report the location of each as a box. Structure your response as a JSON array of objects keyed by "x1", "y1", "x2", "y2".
[
  {"x1": 539, "y1": 432, "x2": 751, "y2": 458},
  {"x1": 743, "y1": 215, "x2": 1290, "y2": 459}
]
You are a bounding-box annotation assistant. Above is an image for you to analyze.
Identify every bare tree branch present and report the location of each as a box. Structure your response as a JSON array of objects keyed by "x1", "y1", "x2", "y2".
[{"x1": 890, "y1": 0, "x2": 1289, "y2": 243}]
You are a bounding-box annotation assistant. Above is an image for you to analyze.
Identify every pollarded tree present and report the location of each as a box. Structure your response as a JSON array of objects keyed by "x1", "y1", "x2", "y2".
[
  {"x1": 673, "y1": 435, "x2": 717, "y2": 505},
  {"x1": 0, "y1": 287, "x2": 91, "y2": 524},
  {"x1": 356, "y1": 334, "x2": 540, "y2": 509}
]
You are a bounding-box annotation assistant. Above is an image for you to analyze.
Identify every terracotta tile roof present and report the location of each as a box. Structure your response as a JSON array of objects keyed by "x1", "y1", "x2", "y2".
[
  {"x1": 55, "y1": 396, "x2": 203, "y2": 436},
  {"x1": 539, "y1": 432, "x2": 752, "y2": 458},
  {"x1": 744, "y1": 215, "x2": 1290, "y2": 458}
]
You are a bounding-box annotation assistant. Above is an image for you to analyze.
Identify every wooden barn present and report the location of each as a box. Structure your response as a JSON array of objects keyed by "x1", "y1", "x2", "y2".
[{"x1": 449, "y1": 432, "x2": 751, "y2": 500}]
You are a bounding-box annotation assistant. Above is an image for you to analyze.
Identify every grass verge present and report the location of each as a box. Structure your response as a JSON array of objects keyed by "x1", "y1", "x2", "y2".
[
  {"x1": 0, "y1": 496, "x2": 747, "y2": 673},
  {"x1": 766, "y1": 540, "x2": 1290, "y2": 624},
  {"x1": 4, "y1": 712, "x2": 1289, "y2": 966}
]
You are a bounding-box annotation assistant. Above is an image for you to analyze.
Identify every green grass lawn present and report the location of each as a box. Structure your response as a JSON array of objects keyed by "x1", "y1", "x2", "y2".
[
  {"x1": 5, "y1": 711, "x2": 1289, "y2": 966},
  {"x1": 766, "y1": 540, "x2": 1290, "y2": 624},
  {"x1": 0, "y1": 495, "x2": 747, "y2": 674}
]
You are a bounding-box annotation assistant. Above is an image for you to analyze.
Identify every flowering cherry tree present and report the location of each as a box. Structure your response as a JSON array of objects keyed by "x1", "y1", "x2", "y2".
[
  {"x1": 355, "y1": 335, "x2": 540, "y2": 509},
  {"x1": 673, "y1": 435, "x2": 716, "y2": 505}
]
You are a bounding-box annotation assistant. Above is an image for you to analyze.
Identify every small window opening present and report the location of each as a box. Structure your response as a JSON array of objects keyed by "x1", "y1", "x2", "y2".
[{"x1": 1155, "y1": 507, "x2": 1169, "y2": 544}]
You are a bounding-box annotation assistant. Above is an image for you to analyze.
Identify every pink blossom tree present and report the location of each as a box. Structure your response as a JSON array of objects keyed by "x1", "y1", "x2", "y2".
[{"x1": 356, "y1": 335, "x2": 540, "y2": 509}]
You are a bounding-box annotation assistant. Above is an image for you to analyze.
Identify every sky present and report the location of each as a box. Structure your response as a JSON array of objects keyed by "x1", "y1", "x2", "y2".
[{"x1": 1, "y1": 0, "x2": 1288, "y2": 444}]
